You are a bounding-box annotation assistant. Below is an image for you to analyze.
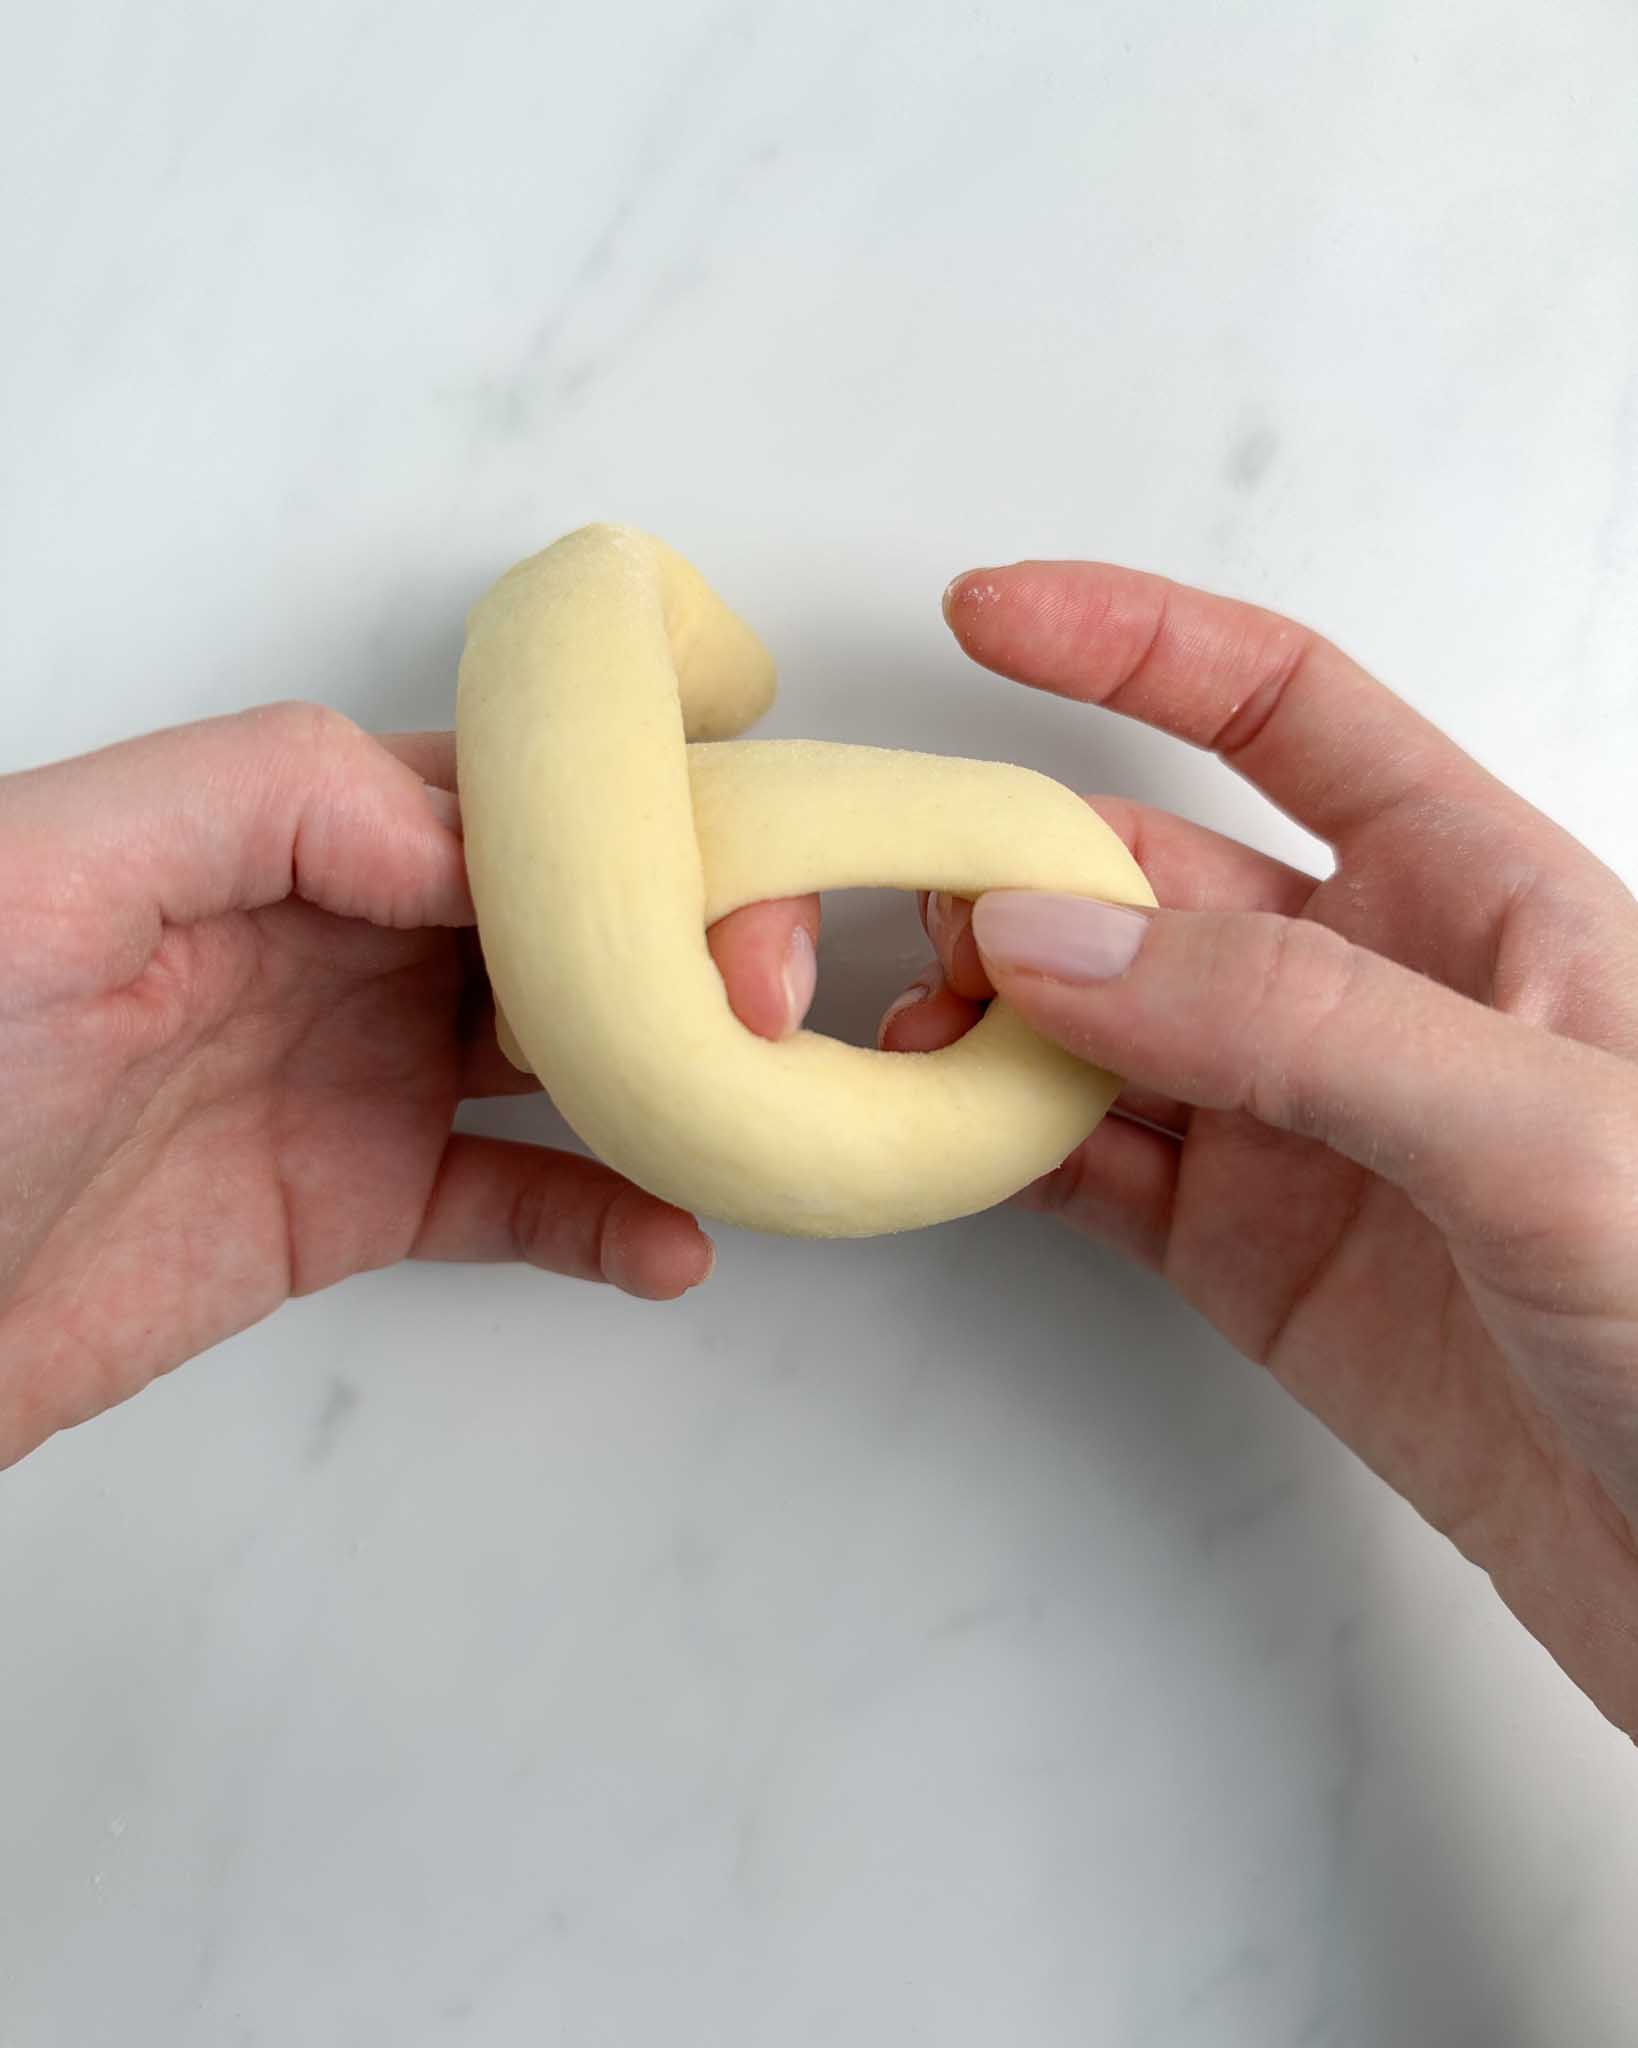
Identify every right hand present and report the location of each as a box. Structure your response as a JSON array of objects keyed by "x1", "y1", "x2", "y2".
[{"x1": 877, "y1": 559, "x2": 1638, "y2": 1739}]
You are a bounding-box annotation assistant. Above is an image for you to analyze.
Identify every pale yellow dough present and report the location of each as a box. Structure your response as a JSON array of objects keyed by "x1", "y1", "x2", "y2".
[{"x1": 455, "y1": 524, "x2": 1155, "y2": 1238}]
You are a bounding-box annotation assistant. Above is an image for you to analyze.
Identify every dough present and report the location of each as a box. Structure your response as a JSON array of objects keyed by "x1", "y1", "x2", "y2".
[{"x1": 455, "y1": 524, "x2": 1155, "y2": 1238}]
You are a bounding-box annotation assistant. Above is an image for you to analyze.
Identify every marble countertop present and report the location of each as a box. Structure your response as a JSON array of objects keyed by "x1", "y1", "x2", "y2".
[{"x1": 4, "y1": 3, "x2": 1637, "y2": 2042}]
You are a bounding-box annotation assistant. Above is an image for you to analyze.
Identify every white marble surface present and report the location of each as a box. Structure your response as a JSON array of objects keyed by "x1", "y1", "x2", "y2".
[{"x1": 4, "y1": 2, "x2": 1638, "y2": 2041}]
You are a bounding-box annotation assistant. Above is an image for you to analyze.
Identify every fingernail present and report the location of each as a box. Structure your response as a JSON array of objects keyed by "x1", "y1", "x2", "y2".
[
  {"x1": 972, "y1": 892, "x2": 1150, "y2": 982},
  {"x1": 926, "y1": 889, "x2": 963, "y2": 962},
  {"x1": 424, "y1": 783, "x2": 462, "y2": 834},
  {"x1": 781, "y1": 924, "x2": 817, "y2": 1035},
  {"x1": 876, "y1": 972, "x2": 934, "y2": 1048},
  {"x1": 694, "y1": 1237, "x2": 717, "y2": 1287},
  {"x1": 943, "y1": 569, "x2": 999, "y2": 626}
]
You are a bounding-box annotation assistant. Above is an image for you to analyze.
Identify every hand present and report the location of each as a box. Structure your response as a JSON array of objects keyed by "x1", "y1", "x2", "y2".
[
  {"x1": 0, "y1": 706, "x2": 812, "y2": 1469},
  {"x1": 883, "y1": 562, "x2": 1638, "y2": 1738}
]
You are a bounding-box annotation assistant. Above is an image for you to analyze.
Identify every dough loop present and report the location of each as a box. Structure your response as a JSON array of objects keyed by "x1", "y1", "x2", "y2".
[{"x1": 456, "y1": 525, "x2": 1155, "y2": 1238}]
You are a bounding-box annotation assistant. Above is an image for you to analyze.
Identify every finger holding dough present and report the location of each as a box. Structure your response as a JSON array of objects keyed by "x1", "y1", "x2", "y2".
[
  {"x1": 706, "y1": 895, "x2": 821, "y2": 1040},
  {"x1": 877, "y1": 961, "x2": 986, "y2": 1053}
]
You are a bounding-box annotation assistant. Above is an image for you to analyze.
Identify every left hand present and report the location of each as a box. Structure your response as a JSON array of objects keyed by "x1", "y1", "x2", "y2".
[{"x1": 0, "y1": 705, "x2": 813, "y2": 1467}]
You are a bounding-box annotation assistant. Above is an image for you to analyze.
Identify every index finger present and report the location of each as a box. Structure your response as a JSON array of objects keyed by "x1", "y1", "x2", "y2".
[{"x1": 943, "y1": 562, "x2": 1512, "y2": 849}]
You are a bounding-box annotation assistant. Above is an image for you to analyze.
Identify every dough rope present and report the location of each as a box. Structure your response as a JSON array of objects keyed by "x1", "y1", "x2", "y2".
[{"x1": 456, "y1": 524, "x2": 1155, "y2": 1238}]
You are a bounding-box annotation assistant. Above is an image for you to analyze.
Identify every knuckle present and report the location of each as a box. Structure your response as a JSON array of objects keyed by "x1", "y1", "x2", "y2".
[
  {"x1": 508, "y1": 1174, "x2": 557, "y2": 1270},
  {"x1": 1209, "y1": 626, "x2": 1315, "y2": 757},
  {"x1": 255, "y1": 699, "x2": 363, "y2": 762},
  {"x1": 595, "y1": 1184, "x2": 647, "y2": 1289},
  {"x1": 1247, "y1": 915, "x2": 1357, "y2": 1019},
  {"x1": 1233, "y1": 916, "x2": 1362, "y2": 1130}
]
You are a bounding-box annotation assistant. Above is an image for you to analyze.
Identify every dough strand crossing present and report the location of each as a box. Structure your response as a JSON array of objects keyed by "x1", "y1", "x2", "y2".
[{"x1": 456, "y1": 524, "x2": 1155, "y2": 1237}]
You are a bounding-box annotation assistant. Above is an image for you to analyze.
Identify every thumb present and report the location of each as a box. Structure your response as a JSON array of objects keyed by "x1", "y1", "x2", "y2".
[{"x1": 971, "y1": 891, "x2": 1635, "y2": 1253}]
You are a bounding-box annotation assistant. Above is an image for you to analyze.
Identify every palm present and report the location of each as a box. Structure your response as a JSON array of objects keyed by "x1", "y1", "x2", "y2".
[
  {"x1": 1170, "y1": 1084, "x2": 1498, "y2": 1528},
  {"x1": 1138, "y1": 843, "x2": 1637, "y2": 1632},
  {"x1": 1164, "y1": 862, "x2": 1496, "y2": 1512},
  {"x1": 4, "y1": 902, "x2": 468, "y2": 1428}
]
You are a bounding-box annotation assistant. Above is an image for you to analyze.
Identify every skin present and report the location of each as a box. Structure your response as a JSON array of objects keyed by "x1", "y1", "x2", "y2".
[
  {"x1": 0, "y1": 706, "x2": 808, "y2": 1466},
  {"x1": 883, "y1": 564, "x2": 1638, "y2": 1741},
  {"x1": 2, "y1": 569, "x2": 1635, "y2": 1738}
]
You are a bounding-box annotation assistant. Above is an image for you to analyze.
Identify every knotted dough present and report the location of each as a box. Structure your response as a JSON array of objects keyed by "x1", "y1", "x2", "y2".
[{"x1": 456, "y1": 524, "x2": 1154, "y2": 1238}]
